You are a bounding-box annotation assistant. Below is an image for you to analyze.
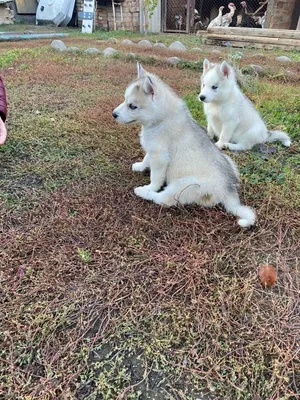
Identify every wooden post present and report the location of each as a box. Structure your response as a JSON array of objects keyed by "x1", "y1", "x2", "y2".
[
  {"x1": 112, "y1": 0, "x2": 116, "y2": 30},
  {"x1": 264, "y1": 0, "x2": 274, "y2": 28},
  {"x1": 119, "y1": 2, "x2": 124, "y2": 29}
]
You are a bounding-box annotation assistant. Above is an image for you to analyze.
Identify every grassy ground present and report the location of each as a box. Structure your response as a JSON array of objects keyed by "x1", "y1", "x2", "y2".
[{"x1": 0, "y1": 26, "x2": 299, "y2": 400}]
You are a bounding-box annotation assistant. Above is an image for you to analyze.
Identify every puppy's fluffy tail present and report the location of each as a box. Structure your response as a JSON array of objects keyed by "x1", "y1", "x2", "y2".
[
  {"x1": 266, "y1": 130, "x2": 291, "y2": 147},
  {"x1": 235, "y1": 205, "x2": 256, "y2": 227},
  {"x1": 224, "y1": 197, "x2": 256, "y2": 228}
]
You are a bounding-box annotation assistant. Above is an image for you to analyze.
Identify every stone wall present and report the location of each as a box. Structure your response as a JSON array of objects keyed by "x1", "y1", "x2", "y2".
[
  {"x1": 267, "y1": 0, "x2": 297, "y2": 29},
  {"x1": 76, "y1": 0, "x2": 140, "y2": 31}
]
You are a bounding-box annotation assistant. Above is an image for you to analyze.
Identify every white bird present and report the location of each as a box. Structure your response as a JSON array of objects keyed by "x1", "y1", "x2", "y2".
[
  {"x1": 220, "y1": 3, "x2": 236, "y2": 27},
  {"x1": 207, "y1": 6, "x2": 224, "y2": 29},
  {"x1": 260, "y1": 11, "x2": 267, "y2": 28}
]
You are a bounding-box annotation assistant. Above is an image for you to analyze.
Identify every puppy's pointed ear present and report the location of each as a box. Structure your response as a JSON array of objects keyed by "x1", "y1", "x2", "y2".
[
  {"x1": 220, "y1": 61, "x2": 231, "y2": 78},
  {"x1": 137, "y1": 62, "x2": 146, "y2": 78},
  {"x1": 203, "y1": 58, "x2": 211, "y2": 73},
  {"x1": 143, "y1": 76, "x2": 154, "y2": 96}
]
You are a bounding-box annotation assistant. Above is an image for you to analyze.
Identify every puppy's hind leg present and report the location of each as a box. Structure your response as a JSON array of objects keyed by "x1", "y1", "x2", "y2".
[
  {"x1": 134, "y1": 182, "x2": 178, "y2": 206},
  {"x1": 136, "y1": 178, "x2": 213, "y2": 207}
]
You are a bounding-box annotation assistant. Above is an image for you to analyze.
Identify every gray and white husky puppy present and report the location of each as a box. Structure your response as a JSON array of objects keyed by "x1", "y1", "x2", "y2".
[
  {"x1": 199, "y1": 58, "x2": 291, "y2": 151},
  {"x1": 112, "y1": 63, "x2": 256, "y2": 227}
]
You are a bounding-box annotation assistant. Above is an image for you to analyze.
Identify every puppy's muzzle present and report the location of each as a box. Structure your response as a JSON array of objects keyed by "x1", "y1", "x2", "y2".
[
  {"x1": 112, "y1": 111, "x2": 118, "y2": 119},
  {"x1": 199, "y1": 95, "x2": 206, "y2": 102}
]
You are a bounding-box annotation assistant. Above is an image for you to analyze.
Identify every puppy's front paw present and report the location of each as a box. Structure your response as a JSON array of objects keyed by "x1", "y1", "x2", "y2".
[
  {"x1": 132, "y1": 162, "x2": 146, "y2": 172},
  {"x1": 134, "y1": 185, "x2": 154, "y2": 200},
  {"x1": 215, "y1": 141, "x2": 224, "y2": 150},
  {"x1": 224, "y1": 142, "x2": 235, "y2": 150}
]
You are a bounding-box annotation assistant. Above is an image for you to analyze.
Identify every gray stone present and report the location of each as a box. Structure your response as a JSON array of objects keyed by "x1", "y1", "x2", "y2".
[
  {"x1": 211, "y1": 49, "x2": 222, "y2": 55},
  {"x1": 51, "y1": 40, "x2": 67, "y2": 52},
  {"x1": 276, "y1": 56, "x2": 291, "y2": 63},
  {"x1": 154, "y1": 42, "x2": 167, "y2": 48},
  {"x1": 122, "y1": 39, "x2": 133, "y2": 45},
  {"x1": 85, "y1": 47, "x2": 100, "y2": 55},
  {"x1": 138, "y1": 39, "x2": 152, "y2": 47},
  {"x1": 107, "y1": 38, "x2": 118, "y2": 44},
  {"x1": 128, "y1": 53, "x2": 135, "y2": 57},
  {"x1": 250, "y1": 64, "x2": 264, "y2": 75},
  {"x1": 167, "y1": 56, "x2": 181, "y2": 64},
  {"x1": 285, "y1": 69, "x2": 298, "y2": 80},
  {"x1": 191, "y1": 47, "x2": 202, "y2": 52},
  {"x1": 169, "y1": 41, "x2": 187, "y2": 51},
  {"x1": 102, "y1": 47, "x2": 118, "y2": 57},
  {"x1": 67, "y1": 46, "x2": 80, "y2": 53},
  {"x1": 254, "y1": 53, "x2": 265, "y2": 58}
]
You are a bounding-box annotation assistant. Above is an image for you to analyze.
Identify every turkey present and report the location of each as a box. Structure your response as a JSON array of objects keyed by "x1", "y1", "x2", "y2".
[
  {"x1": 240, "y1": 1, "x2": 261, "y2": 28},
  {"x1": 194, "y1": 17, "x2": 209, "y2": 32},
  {"x1": 207, "y1": 6, "x2": 224, "y2": 29},
  {"x1": 220, "y1": 3, "x2": 236, "y2": 27},
  {"x1": 258, "y1": 10, "x2": 267, "y2": 28}
]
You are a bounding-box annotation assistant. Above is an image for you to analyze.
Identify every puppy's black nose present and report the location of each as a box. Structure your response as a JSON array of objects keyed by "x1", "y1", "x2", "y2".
[
  {"x1": 112, "y1": 111, "x2": 118, "y2": 119},
  {"x1": 199, "y1": 95, "x2": 206, "y2": 101}
]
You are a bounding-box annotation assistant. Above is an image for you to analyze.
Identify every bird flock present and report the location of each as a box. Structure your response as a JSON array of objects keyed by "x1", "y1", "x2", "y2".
[{"x1": 174, "y1": 2, "x2": 266, "y2": 32}]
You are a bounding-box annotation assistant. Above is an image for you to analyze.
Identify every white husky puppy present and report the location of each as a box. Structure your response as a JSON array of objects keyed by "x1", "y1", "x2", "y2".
[
  {"x1": 199, "y1": 59, "x2": 291, "y2": 151},
  {"x1": 112, "y1": 63, "x2": 256, "y2": 227}
]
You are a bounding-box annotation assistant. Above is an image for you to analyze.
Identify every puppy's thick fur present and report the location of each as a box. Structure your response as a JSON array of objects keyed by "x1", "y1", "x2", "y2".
[
  {"x1": 113, "y1": 63, "x2": 256, "y2": 227},
  {"x1": 199, "y1": 59, "x2": 291, "y2": 151}
]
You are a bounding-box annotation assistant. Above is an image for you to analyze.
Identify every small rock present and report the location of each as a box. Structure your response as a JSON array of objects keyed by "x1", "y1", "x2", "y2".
[
  {"x1": 85, "y1": 47, "x2": 100, "y2": 54},
  {"x1": 107, "y1": 38, "x2": 117, "y2": 44},
  {"x1": 254, "y1": 53, "x2": 265, "y2": 58},
  {"x1": 167, "y1": 56, "x2": 181, "y2": 64},
  {"x1": 169, "y1": 41, "x2": 187, "y2": 51},
  {"x1": 250, "y1": 64, "x2": 264, "y2": 75},
  {"x1": 285, "y1": 69, "x2": 298, "y2": 80},
  {"x1": 122, "y1": 39, "x2": 133, "y2": 45},
  {"x1": 211, "y1": 49, "x2": 222, "y2": 56},
  {"x1": 35, "y1": 110, "x2": 41, "y2": 114},
  {"x1": 138, "y1": 39, "x2": 152, "y2": 47},
  {"x1": 102, "y1": 47, "x2": 118, "y2": 57},
  {"x1": 51, "y1": 40, "x2": 67, "y2": 52},
  {"x1": 154, "y1": 42, "x2": 167, "y2": 48},
  {"x1": 128, "y1": 53, "x2": 135, "y2": 57},
  {"x1": 276, "y1": 56, "x2": 291, "y2": 63},
  {"x1": 191, "y1": 47, "x2": 202, "y2": 52},
  {"x1": 67, "y1": 46, "x2": 80, "y2": 53}
]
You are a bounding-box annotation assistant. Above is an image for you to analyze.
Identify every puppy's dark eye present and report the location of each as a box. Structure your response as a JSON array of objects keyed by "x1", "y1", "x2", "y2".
[
  {"x1": 212, "y1": 85, "x2": 218, "y2": 90},
  {"x1": 129, "y1": 104, "x2": 137, "y2": 110}
]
